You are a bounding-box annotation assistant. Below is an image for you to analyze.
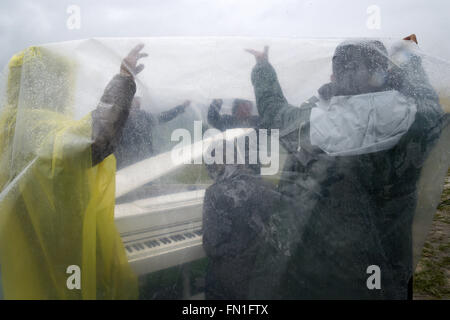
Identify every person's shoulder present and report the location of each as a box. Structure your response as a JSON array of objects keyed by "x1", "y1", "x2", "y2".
[
  {"x1": 205, "y1": 181, "x2": 230, "y2": 198},
  {"x1": 232, "y1": 172, "x2": 274, "y2": 195}
]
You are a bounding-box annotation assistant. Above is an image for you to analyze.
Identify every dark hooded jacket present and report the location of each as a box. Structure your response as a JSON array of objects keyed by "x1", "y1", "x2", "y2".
[
  {"x1": 202, "y1": 165, "x2": 278, "y2": 299},
  {"x1": 249, "y1": 46, "x2": 444, "y2": 299}
]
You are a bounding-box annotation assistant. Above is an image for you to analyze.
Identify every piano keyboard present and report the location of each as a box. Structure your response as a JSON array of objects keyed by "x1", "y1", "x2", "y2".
[
  {"x1": 123, "y1": 228, "x2": 204, "y2": 275},
  {"x1": 125, "y1": 229, "x2": 202, "y2": 254},
  {"x1": 115, "y1": 189, "x2": 206, "y2": 275}
]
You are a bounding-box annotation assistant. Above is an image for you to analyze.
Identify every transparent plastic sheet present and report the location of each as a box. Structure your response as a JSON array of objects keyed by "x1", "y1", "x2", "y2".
[{"x1": 0, "y1": 37, "x2": 448, "y2": 300}]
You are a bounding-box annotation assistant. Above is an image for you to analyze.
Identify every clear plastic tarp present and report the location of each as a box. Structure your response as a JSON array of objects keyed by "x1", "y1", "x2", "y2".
[{"x1": 0, "y1": 37, "x2": 449, "y2": 299}]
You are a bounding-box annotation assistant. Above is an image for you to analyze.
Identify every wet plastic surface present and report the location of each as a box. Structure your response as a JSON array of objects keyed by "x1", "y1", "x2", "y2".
[{"x1": 0, "y1": 37, "x2": 449, "y2": 299}]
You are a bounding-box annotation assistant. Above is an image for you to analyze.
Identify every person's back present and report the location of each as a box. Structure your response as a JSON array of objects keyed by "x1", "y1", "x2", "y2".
[
  {"x1": 202, "y1": 161, "x2": 277, "y2": 299},
  {"x1": 281, "y1": 111, "x2": 442, "y2": 299}
]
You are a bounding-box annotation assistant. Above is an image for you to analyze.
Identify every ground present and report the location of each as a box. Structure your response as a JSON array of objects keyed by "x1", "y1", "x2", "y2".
[{"x1": 413, "y1": 172, "x2": 450, "y2": 299}]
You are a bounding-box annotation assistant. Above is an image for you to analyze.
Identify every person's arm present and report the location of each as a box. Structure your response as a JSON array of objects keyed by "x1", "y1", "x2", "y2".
[
  {"x1": 389, "y1": 35, "x2": 440, "y2": 105},
  {"x1": 157, "y1": 100, "x2": 190, "y2": 124},
  {"x1": 387, "y1": 35, "x2": 445, "y2": 172},
  {"x1": 91, "y1": 44, "x2": 148, "y2": 166},
  {"x1": 251, "y1": 61, "x2": 287, "y2": 127},
  {"x1": 202, "y1": 187, "x2": 234, "y2": 259},
  {"x1": 247, "y1": 47, "x2": 311, "y2": 146},
  {"x1": 207, "y1": 99, "x2": 236, "y2": 131},
  {"x1": 390, "y1": 35, "x2": 444, "y2": 136},
  {"x1": 91, "y1": 75, "x2": 135, "y2": 166}
]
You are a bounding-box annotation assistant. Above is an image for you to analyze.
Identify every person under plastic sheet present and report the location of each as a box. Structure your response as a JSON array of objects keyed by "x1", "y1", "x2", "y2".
[
  {"x1": 207, "y1": 98, "x2": 260, "y2": 131},
  {"x1": 202, "y1": 142, "x2": 278, "y2": 300},
  {"x1": 246, "y1": 35, "x2": 445, "y2": 299},
  {"x1": 0, "y1": 44, "x2": 147, "y2": 299},
  {"x1": 208, "y1": 99, "x2": 262, "y2": 175},
  {"x1": 114, "y1": 97, "x2": 190, "y2": 169}
]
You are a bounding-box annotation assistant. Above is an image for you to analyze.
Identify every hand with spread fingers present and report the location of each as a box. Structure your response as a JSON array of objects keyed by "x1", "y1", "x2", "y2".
[
  {"x1": 245, "y1": 46, "x2": 269, "y2": 63},
  {"x1": 175, "y1": 100, "x2": 191, "y2": 114},
  {"x1": 403, "y1": 34, "x2": 418, "y2": 44},
  {"x1": 120, "y1": 43, "x2": 148, "y2": 78}
]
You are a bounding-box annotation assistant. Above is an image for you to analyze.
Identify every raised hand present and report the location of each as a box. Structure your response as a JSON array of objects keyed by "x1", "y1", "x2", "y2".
[
  {"x1": 403, "y1": 34, "x2": 418, "y2": 44},
  {"x1": 120, "y1": 43, "x2": 148, "y2": 78},
  {"x1": 245, "y1": 46, "x2": 269, "y2": 63},
  {"x1": 176, "y1": 100, "x2": 191, "y2": 113}
]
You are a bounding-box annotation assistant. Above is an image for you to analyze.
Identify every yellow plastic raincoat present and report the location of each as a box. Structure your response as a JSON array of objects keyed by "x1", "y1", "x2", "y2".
[{"x1": 0, "y1": 47, "x2": 137, "y2": 299}]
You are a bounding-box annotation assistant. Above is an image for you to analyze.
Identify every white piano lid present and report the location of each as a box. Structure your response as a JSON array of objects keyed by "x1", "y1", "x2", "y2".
[
  {"x1": 115, "y1": 127, "x2": 253, "y2": 198},
  {"x1": 115, "y1": 189, "x2": 205, "y2": 219}
]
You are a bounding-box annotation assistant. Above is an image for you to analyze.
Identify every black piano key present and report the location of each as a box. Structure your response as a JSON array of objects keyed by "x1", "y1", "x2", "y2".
[
  {"x1": 128, "y1": 230, "x2": 202, "y2": 253},
  {"x1": 144, "y1": 241, "x2": 154, "y2": 248},
  {"x1": 160, "y1": 237, "x2": 171, "y2": 244},
  {"x1": 152, "y1": 240, "x2": 160, "y2": 246}
]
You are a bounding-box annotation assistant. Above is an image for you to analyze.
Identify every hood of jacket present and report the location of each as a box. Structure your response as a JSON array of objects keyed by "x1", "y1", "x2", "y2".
[{"x1": 308, "y1": 90, "x2": 417, "y2": 156}]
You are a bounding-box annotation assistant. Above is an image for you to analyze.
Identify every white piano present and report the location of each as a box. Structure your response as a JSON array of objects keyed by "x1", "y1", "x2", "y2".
[
  {"x1": 114, "y1": 128, "x2": 254, "y2": 298},
  {"x1": 115, "y1": 189, "x2": 206, "y2": 276}
]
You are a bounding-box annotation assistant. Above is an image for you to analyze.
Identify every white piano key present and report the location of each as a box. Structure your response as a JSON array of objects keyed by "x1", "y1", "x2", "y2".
[{"x1": 116, "y1": 189, "x2": 207, "y2": 275}]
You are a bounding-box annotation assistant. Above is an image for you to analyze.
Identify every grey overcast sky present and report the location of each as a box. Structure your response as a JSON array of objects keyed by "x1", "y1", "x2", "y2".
[{"x1": 0, "y1": 0, "x2": 449, "y2": 69}]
